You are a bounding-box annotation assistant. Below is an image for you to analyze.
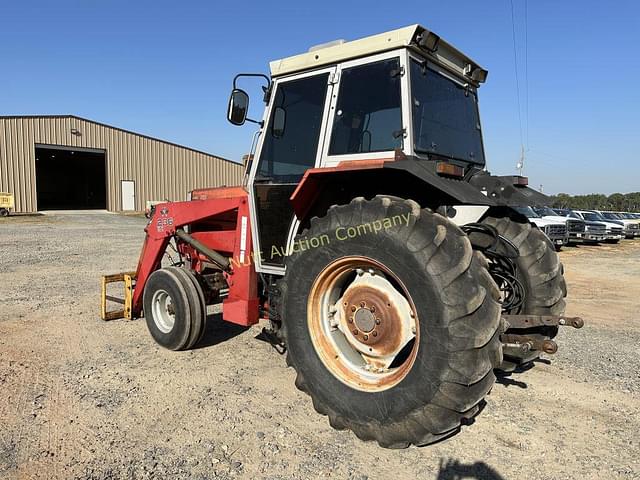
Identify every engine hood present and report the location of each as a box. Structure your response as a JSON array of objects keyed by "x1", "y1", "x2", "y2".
[
  {"x1": 541, "y1": 215, "x2": 570, "y2": 224},
  {"x1": 528, "y1": 217, "x2": 565, "y2": 227}
]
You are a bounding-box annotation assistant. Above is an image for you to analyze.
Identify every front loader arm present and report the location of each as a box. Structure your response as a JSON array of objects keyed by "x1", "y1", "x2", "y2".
[{"x1": 99, "y1": 188, "x2": 259, "y2": 327}]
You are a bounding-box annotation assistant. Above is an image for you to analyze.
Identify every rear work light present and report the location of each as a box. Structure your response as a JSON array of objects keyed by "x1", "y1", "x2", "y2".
[
  {"x1": 499, "y1": 175, "x2": 529, "y2": 186},
  {"x1": 436, "y1": 162, "x2": 464, "y2": 178}
]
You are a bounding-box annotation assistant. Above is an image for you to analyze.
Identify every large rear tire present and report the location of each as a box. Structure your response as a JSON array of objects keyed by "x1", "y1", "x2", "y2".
[
  {"x1": 278, "y1": 196, "x2": 502, "y2": 448},
  {"x1": 482, "y1": 212, "x2": 567, "y2": 366}
]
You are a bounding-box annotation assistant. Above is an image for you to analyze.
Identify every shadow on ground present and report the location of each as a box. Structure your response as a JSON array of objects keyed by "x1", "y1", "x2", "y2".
[
  {"x1": 494, "y1": 357, "x2": 553, "y2": 389},
  {"x1": 193, "y1": 314, "x2": 249, "y2": 349},
  {"x1": 437, "y1": 458, "x2": 505, "y2": 480}
]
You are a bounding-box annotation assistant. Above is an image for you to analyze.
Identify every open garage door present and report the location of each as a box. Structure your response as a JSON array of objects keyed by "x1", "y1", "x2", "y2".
[{"x1": 35, "y1": 145, "x2": 107, "y2": 210}]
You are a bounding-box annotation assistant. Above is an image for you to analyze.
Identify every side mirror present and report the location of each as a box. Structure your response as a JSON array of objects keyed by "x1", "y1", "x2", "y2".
[
  {"x1": 272, "y1": 106, "x2": 286, "y2": 138},
  {"x1": 227, "y1": 89, "x2": 249, "y2": 126}
]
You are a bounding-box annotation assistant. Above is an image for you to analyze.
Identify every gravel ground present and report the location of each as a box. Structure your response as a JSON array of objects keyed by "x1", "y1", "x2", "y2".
[{"x1": 0, "y1": 213, "x2": 639, "y2": 479}]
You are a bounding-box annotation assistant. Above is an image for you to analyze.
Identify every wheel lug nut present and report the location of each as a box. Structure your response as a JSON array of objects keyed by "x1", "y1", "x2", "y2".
[
  {"x1": 370, "y1": 306, "x2": 375, "y2": 313},
  {"x1": 363, "y1": 335, "x2": 369, "y2": 341},
  {"x1": 352, "y1": 329, "x2": 359, "y2": 336},
  {"x1": 348, "y1": 317, "x2": 353, "y2": 323},
  {"x1": 372, "y1": 331, "x2": 377, "y2": 337},
  {"x1": 360, "y1": 301, "x2": 366, "y2": 308},
  {"x1": 351, "y1": 306, "x2": 356, "y2": 312},
  {"x1": 375, "y1": 318, "x2": 381, "y2": 325}
]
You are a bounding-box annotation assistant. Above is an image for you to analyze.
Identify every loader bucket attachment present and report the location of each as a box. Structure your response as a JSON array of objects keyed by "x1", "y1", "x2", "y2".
[{"x1": 101, "y1": 272, "x2": 137, "y2": 321}]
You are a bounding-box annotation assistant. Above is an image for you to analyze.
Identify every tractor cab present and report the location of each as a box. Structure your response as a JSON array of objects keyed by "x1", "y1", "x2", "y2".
[{"x1": 228, "y1": 25, "x2": 490, "y2": 272}]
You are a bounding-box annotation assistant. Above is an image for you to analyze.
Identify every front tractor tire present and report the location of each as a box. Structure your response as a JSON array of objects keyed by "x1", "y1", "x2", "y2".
[
  {"x1": 482, "y1": 212, "x2": 567, "y2": 366},
  {"x1": 278, "y1": 196, "x2": 502, "y2": 448},
  {"x1": 143, "y1": 266, "x2": 206, "y2": 351}
]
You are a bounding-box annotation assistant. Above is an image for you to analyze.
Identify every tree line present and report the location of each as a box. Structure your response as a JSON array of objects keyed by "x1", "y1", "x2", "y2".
[{"x1": 548, "y1": 192, "x2": 640, "y2": 212}]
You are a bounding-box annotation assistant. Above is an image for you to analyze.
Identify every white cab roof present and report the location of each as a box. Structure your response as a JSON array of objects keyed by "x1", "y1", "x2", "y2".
[{"x1": 269, "y1": 24, "x2": 485, "y2": 83}]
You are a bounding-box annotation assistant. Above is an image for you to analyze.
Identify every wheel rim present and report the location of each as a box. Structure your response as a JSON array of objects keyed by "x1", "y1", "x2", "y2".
[
  {"x1": 308, "y1": 256, "x2": 419, "y2": 392},
  {"x1": 151, "y1": 288, "x2": 176, "y2": 333}
]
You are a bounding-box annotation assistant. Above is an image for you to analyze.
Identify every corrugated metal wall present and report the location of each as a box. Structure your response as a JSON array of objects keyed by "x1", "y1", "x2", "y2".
[{"x1": 0, "y1": 116, "x2": 243, "y2": 212}]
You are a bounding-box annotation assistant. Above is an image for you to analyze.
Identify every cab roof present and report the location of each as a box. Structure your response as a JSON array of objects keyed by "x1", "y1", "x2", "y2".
[{"x1": 269, "y1": 24, "x2": 487, "y2": 85}]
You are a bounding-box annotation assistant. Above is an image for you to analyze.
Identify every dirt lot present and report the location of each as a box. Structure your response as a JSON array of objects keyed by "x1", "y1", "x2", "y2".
[{"x1": 1, "y1": 213, "x2": 639, "y2": 480}]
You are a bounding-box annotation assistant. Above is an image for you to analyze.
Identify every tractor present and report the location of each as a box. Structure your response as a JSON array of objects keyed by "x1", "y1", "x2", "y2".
[{"x1": 101, "y1": 25, "x2": 583, "y2": 448}]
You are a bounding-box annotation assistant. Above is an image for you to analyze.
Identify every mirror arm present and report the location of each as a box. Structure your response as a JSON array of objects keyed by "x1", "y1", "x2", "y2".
[
  {"x1": 233, "y1": 73, "x2": 272, "y2": 104},
  {"x1": 245, "y1": 118, "x2": 264, "y2": 127}
]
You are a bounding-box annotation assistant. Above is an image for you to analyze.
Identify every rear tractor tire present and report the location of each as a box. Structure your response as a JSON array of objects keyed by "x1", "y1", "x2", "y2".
[
  {"x1": 278, "y1": 196, "x2": 502, "y2": 448},
  {"x1": 481, "y1": 212, "x2": 567, "y2": 368},
  {"x1": 143, "y1": 266, "x2": 206, "y2": 350}
]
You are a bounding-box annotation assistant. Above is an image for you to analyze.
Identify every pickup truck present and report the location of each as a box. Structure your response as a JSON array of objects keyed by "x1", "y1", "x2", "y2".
[
  {"x1": 601, "y1": 211, "x2": 640, "y2": 238},
  {"x1": 513, "y1": 206, "x2": 567, "y2": 249},
  {"x1": 574, "y1": 210, "x2": 624, "y2": 243},
  {"x1": 553, "y1": 209, "x2": 607, "y2": 243},
  {"x1": 534, "y1": 206, "x2": 584, "y2": 245}
]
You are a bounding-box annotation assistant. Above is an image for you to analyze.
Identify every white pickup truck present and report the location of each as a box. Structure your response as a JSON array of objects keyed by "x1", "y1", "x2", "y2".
[
  {"x1": 553, "y1": 208, "x2": 606, "y2": 243},
  {"x1": 513, "y1": 206, "x2": 567, "y2": 250},
  {"x1": 574, "y1": 210, "x2": 624, "y2": 243},
  {"x1": 600, "y1": 211, "x2": 640, "y2": 238},
  {"x1": 534, "y1": 206, "x2": 585, "y2": 245}
]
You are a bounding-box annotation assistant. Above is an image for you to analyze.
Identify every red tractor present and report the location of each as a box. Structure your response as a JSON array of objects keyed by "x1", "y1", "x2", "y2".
[{"x1": 102, "y1": 25, "x2": 582, "y2": 448}]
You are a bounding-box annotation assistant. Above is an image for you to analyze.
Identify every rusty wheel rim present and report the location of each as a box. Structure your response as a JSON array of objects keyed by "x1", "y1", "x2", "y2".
[{"x1": 307, "y1": 256, "x2": 419, "y2": 392}]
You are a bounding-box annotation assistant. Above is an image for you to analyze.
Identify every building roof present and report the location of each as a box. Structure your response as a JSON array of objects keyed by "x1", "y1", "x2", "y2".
[
  {"x1": 0, "y1": 115, "x2": 239, "y2": 165},
  {"x1": 269, "y1": 24, "x2": 486, "y2": 83}
]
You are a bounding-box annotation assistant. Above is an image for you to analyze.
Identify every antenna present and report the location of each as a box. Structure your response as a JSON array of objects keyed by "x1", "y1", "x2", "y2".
[{"x1": 516, "y1": 145, "x2": 525, "y2": 176}]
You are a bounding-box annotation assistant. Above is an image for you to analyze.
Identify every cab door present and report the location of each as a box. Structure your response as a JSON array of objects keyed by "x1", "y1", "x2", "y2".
[{"x1": 249, "y1": 67, "x2": 335, "y2": 273}]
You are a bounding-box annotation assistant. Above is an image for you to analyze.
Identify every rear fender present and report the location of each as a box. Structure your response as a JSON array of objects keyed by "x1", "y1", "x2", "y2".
[{"x1": 290, "y1": 158, "x2": 494, "y2": 230}]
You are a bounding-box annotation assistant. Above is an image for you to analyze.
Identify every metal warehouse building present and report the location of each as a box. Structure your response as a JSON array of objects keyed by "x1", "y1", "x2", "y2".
[{"x1": 0, "y1": 115, "x2": 243, "y2": 213}]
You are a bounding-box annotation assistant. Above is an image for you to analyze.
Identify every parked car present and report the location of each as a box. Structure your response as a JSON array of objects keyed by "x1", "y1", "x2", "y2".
[
  {"x1": 513, "y1": 206, "x2": 567, "y2": 249},
  {"x1": 573, "y1": 210, "x2": 624, "y2": 243},
  {"x1": 553, "y1": 208, "x2": 606, "y2": 244}
]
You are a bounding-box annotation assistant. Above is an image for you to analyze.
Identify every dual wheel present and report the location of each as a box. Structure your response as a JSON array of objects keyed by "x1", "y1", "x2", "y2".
[
  {"x1": 143, "y1": 266, "x2": 207, "y2": 350},
  {"x1": 482, "y1": 212, "x2": 567, "y2": 366}
]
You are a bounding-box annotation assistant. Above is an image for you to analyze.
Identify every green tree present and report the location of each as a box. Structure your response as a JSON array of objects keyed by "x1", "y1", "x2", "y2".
[{"x1": 548, "y1": 192, "x2": 640, "y2": 211}]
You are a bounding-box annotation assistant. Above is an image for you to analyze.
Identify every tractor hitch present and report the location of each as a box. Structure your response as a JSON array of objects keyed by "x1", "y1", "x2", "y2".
[
  {"x1": 500, "y1": 314, "x2": 584, "y2": 356},
  {"x1": 501, "y1": 334, "x2": 558, "y2": 355},
  {"x1": 502, "y1": 314, "x2": 584, "y2": 330}
]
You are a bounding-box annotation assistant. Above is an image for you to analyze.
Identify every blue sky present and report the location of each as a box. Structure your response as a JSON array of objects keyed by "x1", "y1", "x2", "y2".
[{"x1": 1, "y1": 0, "x2": 638, "y2": 195}]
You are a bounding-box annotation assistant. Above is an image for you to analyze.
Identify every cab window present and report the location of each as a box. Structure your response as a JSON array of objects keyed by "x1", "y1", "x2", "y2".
[
  {"x1": 329, "y1": 58, "x2": 402, "y2": 155},
  {"x1": 256, "y1": 73, "x2": 329, "y2": 182}
]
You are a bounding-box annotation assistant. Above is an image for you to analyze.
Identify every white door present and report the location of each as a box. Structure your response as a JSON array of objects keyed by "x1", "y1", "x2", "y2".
[{"x1": 121, "y1": 180, "x2": 135, "y2": 211}]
